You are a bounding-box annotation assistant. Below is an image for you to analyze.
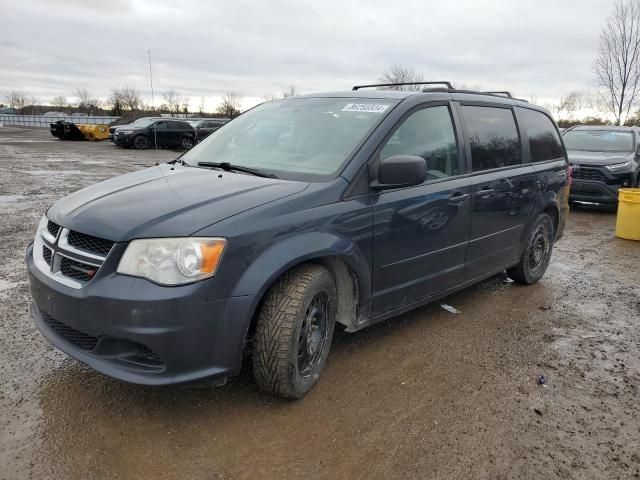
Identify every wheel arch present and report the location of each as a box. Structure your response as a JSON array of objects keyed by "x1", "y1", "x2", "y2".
[{"x1": 234, "y1": 232, "x2": 371, "y2": 352}]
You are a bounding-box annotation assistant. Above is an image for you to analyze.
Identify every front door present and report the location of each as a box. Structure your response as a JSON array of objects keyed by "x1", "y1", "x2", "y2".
[
  {"x1": 151, "y1": 121, "x2": 169, "y2": 147},
  {"x1": 372, "y1": 104, "x2": 472, "y2": 316},
  {"x1": 458, "y1": 104, "x2": 537, "y2": 280}
]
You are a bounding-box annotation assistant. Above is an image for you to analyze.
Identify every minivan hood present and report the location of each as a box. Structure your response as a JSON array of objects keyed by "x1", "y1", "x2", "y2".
[
  {"x1": 566, "y1": 150, "x2": 634, "y2": 166},
  {"x1": 47, "y1": 164, "x2": 308, "y2": 241}
]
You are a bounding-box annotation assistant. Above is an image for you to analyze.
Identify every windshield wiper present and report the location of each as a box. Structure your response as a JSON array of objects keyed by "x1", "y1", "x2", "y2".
[{"x1": 196, "y1": 161, "x2": 278, "y2": 178}]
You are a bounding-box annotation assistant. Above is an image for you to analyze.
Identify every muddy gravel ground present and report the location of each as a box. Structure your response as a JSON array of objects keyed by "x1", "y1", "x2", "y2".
[{"x1": 1, "y1": 127, "x2": 640, "y2": 480}]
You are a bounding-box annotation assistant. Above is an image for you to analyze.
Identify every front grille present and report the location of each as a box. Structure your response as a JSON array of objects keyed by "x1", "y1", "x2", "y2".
[
  {"x1": 573, "y1": 168, "x2": 606, "y2": 182},
  {"x1": 60, "y1": 256, "x2": 98, "y2": 282},
  {"x1": 42, "y1": 313, "x2": 98, "y2": 351},
  {"x1": 37, "y1": 221, "x2": 112, "y2": 288},
  {"x1": 42, "y1": 245, "x2": 52, "y2": 265},
  {"x1": 47, "y1": 221, "x2": 60, "y2": 238},
  {"x1": 67, "y1": 231, "x2": 114, "y2": 256}
]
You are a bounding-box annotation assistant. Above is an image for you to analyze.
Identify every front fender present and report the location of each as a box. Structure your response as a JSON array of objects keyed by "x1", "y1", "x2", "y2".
[{"x1": 230, "y1": 231, "x2": 371, "y2": 304}]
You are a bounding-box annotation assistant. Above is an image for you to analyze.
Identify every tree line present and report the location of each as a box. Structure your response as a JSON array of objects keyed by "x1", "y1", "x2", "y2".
[{"x1": 1, "y1": 87, "x2": 249, "y2": 118}]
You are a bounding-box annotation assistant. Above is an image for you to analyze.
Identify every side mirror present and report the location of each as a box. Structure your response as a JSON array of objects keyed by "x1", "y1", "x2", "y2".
[{"x1": 374, "y1": 154, "x2": 427, "y2": 190}]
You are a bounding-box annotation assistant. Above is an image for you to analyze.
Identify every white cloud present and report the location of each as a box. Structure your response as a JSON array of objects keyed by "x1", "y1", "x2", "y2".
[{"x1": 0, "y1": 0, "x2": 614, "y2": 113}]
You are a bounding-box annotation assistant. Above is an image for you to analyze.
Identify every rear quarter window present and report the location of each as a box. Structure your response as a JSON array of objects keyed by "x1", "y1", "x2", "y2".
[
  {"x1": 460, "y1": 106, "x2": 522, "y2": 171},
  {"x1": 516, "y1": 108, "x2": 564, "y2": 162}
]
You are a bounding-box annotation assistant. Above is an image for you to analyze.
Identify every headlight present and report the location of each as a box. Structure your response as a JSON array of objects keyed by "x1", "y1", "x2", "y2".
[
  {"x1": 118, "y1": 130, "x2": 133, "y2": 135},
  {"x1": 605, "y1": 160, "x2": 634, "y2": 171},
  {"x1": 117, "y1": 237, "x2": 226, "y2": 285}
]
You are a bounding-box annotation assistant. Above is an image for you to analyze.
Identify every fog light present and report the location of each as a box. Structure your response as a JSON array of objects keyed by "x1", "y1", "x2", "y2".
[{"x1": 623, "y1": 179, "x2": 630, "y2": 186}]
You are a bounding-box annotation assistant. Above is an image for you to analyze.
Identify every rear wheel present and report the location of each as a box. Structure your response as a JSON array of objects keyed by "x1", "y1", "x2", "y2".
[
  {"x1": 132, "y1": 135, "x2": 148, "y2": 150},
  {"x1": 507, "y1": 213, "x2": 555, "y2": 285},
  {"x1": 181, "y1": 135, "x2": 194, "y2": 150},
  {"x1": 253, "y1": 265, "x2": 336, "y2": 399}
]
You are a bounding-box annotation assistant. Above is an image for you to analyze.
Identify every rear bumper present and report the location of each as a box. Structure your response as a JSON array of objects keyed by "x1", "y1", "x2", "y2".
[{"x1": 27, "y1": 243, "x2": 256, "y2": 386}]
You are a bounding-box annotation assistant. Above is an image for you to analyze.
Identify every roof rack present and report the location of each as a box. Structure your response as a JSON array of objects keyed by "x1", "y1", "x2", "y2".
[
  {"x1": 352, "y1": 81, "x2": 453, "y2": 91},
  {"x1": 484, "y1": 91, "x2": 513, "y2": 98}
]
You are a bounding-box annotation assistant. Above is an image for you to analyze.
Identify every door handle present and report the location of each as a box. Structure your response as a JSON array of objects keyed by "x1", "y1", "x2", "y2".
[
  {"x1": 476, "y1": 188, "x2": 494, "y2": 198},
  {"x1": 448, "y1": 192, "x2": 470, "y2": 204}
]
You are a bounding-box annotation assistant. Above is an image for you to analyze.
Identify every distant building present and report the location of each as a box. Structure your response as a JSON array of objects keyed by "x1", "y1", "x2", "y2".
[{"x1": 0, "y1": 107, "x2": 18, "y2": 114}]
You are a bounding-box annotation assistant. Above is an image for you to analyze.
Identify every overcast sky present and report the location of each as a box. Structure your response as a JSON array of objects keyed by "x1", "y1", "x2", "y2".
[{"x1": 0, "y1": 0, "x2": 615, "y2": 112}]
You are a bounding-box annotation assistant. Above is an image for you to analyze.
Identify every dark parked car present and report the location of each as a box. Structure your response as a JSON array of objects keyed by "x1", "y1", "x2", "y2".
[
  {"x1": 112, "y1": 118, "x2": 196, "y2": 149},
  {"x1": 27, "y1": 83, "x2": 569, "y2": 399},
  {"x1": 108, "y1": 117, "x2": 167, "y2": 141},
  {"x1": 562, "y1": 125, "x2": 640, "y2": 204},
  {"x1": 189, "y1": 118, "x2": 229, "y2": 141}
]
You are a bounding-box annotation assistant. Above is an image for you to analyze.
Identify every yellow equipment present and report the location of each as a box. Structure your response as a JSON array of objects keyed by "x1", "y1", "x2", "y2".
[
  {"x1": 76, "y1": 124, "x2": 110, "y2": 141},
  {"x1": 615, "y1": 188, "x2": 640, "y2": 241}
]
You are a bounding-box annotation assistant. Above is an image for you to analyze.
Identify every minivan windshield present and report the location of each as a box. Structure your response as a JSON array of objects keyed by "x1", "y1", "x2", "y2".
[
  {"x1": 563, "y1": 130, "x2": 634, "y2": 153},
  {"x1": 181, "y1": 98, "x2": 397, "y2": 179}
]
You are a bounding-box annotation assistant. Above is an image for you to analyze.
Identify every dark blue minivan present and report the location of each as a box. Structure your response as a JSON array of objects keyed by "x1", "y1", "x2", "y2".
[{"x1": 27, "y1": 83, "x2": 569, "y2": 398}]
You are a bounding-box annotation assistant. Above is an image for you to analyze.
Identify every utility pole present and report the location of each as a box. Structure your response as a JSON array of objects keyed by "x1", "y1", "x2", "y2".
[{"x1": 148, "y1": 49, "x2": 155, "y2": 111}]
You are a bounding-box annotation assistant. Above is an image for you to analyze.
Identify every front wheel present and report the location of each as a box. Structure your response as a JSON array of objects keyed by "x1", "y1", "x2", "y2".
[
  {"x1": 507, "y1": 213, "x2": 555, "y2": 285},
  {"x1": 253, "y1": 265, "x2": 337, "y2": 399},
  {"x1": 132, "y1": 135, "x2": 148, "y2": 150}
]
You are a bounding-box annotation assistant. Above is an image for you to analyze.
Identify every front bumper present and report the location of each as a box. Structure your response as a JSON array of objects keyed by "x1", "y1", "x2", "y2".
[
  {"x1": 112, "y1": 134, "x2": 134, "y2": 146},
  {"x1": 26, "y1": 243, "x2": 256, "y2": 385},
  {"x1": 570, "y1": 169, "x2": 635, "y2": 204}
]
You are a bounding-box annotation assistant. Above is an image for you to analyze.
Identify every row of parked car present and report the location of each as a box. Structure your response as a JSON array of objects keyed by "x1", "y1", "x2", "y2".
[{"x1": 109, "y1": 117, "x2": 229, "y2": 149}]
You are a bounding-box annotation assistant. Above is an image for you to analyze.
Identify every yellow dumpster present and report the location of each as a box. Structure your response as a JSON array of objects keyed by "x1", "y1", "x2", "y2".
[
  {"x1": 76, "y1": 124, "x2": 110, "y2": 141},
  {"x1": 615, "y1": 188, "x2": 640, "y2": 241}
]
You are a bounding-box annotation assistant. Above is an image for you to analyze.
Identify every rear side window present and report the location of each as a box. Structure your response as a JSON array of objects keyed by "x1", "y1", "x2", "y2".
[
  {"x1": 461, "y1": 106, "x2": 521, "y2": 171},
  {"x1": 517, "y1": 108, "x2": 564, "y2": 162}
]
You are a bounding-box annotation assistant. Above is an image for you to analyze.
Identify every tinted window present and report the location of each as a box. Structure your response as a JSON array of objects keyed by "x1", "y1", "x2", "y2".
[
  {"x1": 381, "y1": 106, "x2": 459, "y2": 179},
  {"x1": 154, "y1": 121, "x2": 167, "y2": 130},
  {"x1": 461, "y1": 106, "x2": 521, "y2": 171},
  {"x1": 517, "y1": 108, "x2": 564, "y2": 161}
]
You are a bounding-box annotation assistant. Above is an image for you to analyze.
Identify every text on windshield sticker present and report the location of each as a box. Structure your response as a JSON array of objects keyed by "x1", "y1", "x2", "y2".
[{"x1": 342, "y1": 103, "x2": 389, "y2": 113}]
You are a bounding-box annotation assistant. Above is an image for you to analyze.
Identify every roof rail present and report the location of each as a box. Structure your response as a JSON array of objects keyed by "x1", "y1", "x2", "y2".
[
  {"x1": 352, "y1": 81, "x2": 453, "y2": 91},
  {"x1": 484, "y1": 91, "x2": 513, "y2": 98}
]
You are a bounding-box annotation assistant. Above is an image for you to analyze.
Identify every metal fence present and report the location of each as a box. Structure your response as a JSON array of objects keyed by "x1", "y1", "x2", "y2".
[{"x1": 0, "y1": 114, "x2": 121, "y2": 128}]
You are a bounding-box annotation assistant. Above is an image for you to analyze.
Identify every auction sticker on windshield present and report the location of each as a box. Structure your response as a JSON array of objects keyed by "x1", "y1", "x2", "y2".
[{"x1": 342, "y1": 103, "x2": 389, "y2": 113}]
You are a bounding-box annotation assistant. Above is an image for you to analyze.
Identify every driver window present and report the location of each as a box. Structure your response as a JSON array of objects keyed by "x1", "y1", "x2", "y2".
[
  {"x1": 381, "y1": 106, "x2": 459, "y2": 180},
  {"x1": 154, "y1": 121, "x2": 167, "y2": 130}
]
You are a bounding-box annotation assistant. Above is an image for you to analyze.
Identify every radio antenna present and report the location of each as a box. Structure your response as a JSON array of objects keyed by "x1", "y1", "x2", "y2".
[{"x1": 148, "y1": 49, "x2": 158, "y2": 150}]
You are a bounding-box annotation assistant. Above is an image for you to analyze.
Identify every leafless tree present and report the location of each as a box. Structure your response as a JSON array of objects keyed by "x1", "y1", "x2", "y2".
[
  {"x1": 75, "y1": 88, "x2": 99, "y2": 111},
  {"x1": 3, "y1": 90, "x2": 29, "y2": 110},
  {"x1": 556, "y1": 91, "x2": 583, "y2": 119},
  {"x1": 162, "y1": 89, "x2": 188, "y2": 114},
  {"x1": 262, "y1": 93, "x2": 279, "y2": 102},
  {"x1": 282, "y1": 86, "x2": 298, "y2": 98},
  {"x1": 108, "y1": 88, "x2": 124, "y2": 115},
  {"x1": 217, "y1": 92, "x2": 243, "y2": 118},
  {"x1": 595, "y1": 0, "x2": 640, "y2": 125},
  {"x1": 378, "y1": 64, "x2": 424, "y2": 90},
  {"x1": 51, "y1": 96, "x2": 68, "y2": 108},
  {"x1": 198, "y1": 96, "x2": 207, "y2": 115},
  {"x1": 121, "y1": 87, "x2": 143, "y2": 111}
]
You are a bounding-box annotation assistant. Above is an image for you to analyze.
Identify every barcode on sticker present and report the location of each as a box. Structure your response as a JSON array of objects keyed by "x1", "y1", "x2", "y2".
[{"x1": 342, "y1": 103, "x2": 389, "y2": 113}]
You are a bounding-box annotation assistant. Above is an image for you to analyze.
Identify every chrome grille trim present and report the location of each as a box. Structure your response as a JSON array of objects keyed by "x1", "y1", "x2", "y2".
[{"x1": 33, "y1": 224, "x2": 112, "y2": 289}]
